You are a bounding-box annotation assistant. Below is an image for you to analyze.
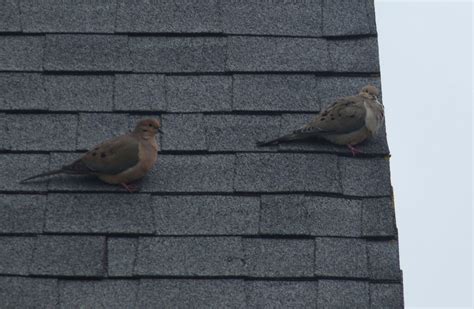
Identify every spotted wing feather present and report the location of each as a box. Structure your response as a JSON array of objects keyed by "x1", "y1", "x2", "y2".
[
  {"x1": 77, "y1": 134, "x2": 140, "y2": 175},
  {"x1": 296, "y1": 96, "x2": 367, "y2": 136}
]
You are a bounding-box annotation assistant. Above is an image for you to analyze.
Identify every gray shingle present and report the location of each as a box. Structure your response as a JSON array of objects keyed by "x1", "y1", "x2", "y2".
[
  {"x1": 233, "y1": 75, "x2": 319, "y2": 111},
  {"x1": 59, "y1": 280, "x2": 138, "y2": 309},
  {"x1": 318, "y1": 280, "x2": 369, "y2": 308},
  {"x1": 362, "y1": 198, "x2": 397, "y2": 237},
  {"x1": 130, "y1": 37, "x2": 226, "y2": 72},
  {"x1": 340, "y1": 157, "x2": 392, "y2": 196},
  {"x1": 0, "y1": 154, "x2": 49, "y2": 192},
  {"x1": 259, "y1": 195, "x2": 309, "y2": 235},
  {"x1": 315, "y1": 76, "x2": 382, "y2": 108},
  {"x1": 20, "y1": 0, "x2": 116, "y2": 33},
  {"x1": 244, "y1": 238, "x2": 314, "y2": 277},
  {"x1": 138, "y1": 279, "x2": 245, "y2": 309},
  {"x1": 315, "y1": 238, "x2": 368, "y2": 278},
  {"x1": 0, "y1": 277, "x2": 58, "y2": 309},
  {"x1": 367, "y1": 240, "x2": 402, "y2": 280},
  {"x1": 307, "y1": 196, "x2": 362, "y2": 237},
  {"x1": 135, "y1": 237, "x2": 243, "y2": 276},
  {"x1": 116, "y1": 0, "x2": 221, "y2": 33},
  {"x1": 223, "y1": 0, "x2": 322, "y2": 36},
  {"x1": 0, "y1": 73, "x2": 46, "y2": 110},
  {"x1": 0, "y1": 195, "x2": 45, "y2": 233},
  {"x1": 46, "y1": 75, "x2": 114, "y2": 111},
  {"x1": 205, "y1": 115, "x2": 281, "y2": 152},
  {"x1": 329, "y1": 38, "x2": 380, "y2": 72},
  {"x1": 367, "y1": 0, "x2": 378, "y2": 33},
  {"x1": 0, "y1": 114, "x2": 8, "y2": 150},
  {"x1": 7, "y1": 114, "x2": 78, "y2": 151},
  {"x1": 322, "y1": 0, "x2": 373, "y2": 36},
  {"x1": 47, "y1": 152, "x2": 122, "y2": 192},
  {"x1": 246, "y1": 281, "x2": 318, "y2": 308},
  {"x1": 227, "y1": 37, "x2": 329, "y2": 72},
  {"x1": 234, "y1": 153, "x2": 340, "y2": 193},
  {"x1": 166, "y1": 75, "x2": 231, "y2": 112},
  {"x1": 114, "y1": 74, "x2": 166, "y2": 111},
  {"x1": 142, "y1": 155, "x2": 235, "y2": 192},
  {"x1": 77, "y1": 113, "x2": 130, "y2": 150},
  {"x1": 0, "y1": 237, "x2": 34, "y2": 275},
  {"x1": 261, "y1": 195, "x2": 361, "y2": 237},
  {"x1": 0, "y1": 36, "x2": 44, "y2": 70},
  {"x1": 370, "y1": 283, "x2": 404, "y2": 308},
  {"x1": 45, "y1": 194, "x2": 154, "y2": 234},
  {"x1": 30, "y1": 235, "x2": 106, "y2": 277},
  {"x1": 152, "y1": 195, "x2": 259, "y2": 235},
  {"x1": 107, "y1": 238, "x2": 138, "y2": 277},
  {"x1": 161, "y1": 114, "x2": 206, "y2": 151},
  {"x1": 279, "y1": 113, "x2": 318, "y2": 133},
  {"x1": 0, "y1": 0, "x2": 21, "y2": 31},
  {"x1": 44, "y1": 34, "x2": 131, "y2": 71}
]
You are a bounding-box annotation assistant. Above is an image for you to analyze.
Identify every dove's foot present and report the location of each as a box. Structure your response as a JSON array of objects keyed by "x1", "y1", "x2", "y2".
[
  {"x1": 347, "y1": 144, "x2": 362, "y2": 156},
  {"x1": 120, "y1": 182, "x2": 140, "y2": 193}
]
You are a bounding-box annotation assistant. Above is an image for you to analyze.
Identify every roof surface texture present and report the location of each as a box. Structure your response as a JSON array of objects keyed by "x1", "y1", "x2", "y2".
[{"x1": 0, "y1": 0, "x2": 403, "y2": 307}]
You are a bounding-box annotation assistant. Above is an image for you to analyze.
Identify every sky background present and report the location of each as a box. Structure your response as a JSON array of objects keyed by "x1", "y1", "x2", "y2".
[{"x1": 374, "y1": 1, "x2": 472, "y2": 308}]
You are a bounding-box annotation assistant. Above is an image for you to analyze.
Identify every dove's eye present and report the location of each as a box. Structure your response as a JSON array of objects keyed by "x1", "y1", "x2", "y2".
[{"x1": 148, "y1": 124, "x2": 152, "y2": 127}]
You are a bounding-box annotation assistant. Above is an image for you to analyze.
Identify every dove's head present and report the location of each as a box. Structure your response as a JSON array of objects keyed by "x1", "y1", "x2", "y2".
[
  {"x1": 134, "y1": 118, "x2": 162, "y2": 136},
  {"x1": 359, "y1": 85, "x2": 380, "y2": 100}
]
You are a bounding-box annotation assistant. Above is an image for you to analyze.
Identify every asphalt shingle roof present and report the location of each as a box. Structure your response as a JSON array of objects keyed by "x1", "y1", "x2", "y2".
[{"x1": 0, "y1": 0, "x2": 403, "y2": 307}]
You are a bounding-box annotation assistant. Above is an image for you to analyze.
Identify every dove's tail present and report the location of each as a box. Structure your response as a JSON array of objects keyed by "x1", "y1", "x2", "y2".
[
  {"x1": 19, "y1": 169, "x2": 66, "y2": 184},
  {"x1": 256, "y1": 133, "x2": 304, "y2": 147},
  {"x1": 20, "y1": 159, "x2": 94, "y2": 184}
]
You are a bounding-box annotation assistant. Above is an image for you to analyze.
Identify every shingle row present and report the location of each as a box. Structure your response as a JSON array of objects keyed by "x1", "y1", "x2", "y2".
[
  {"x1": 1, "y1": 111, "x2": 389, "y2": 154},
  {"x1": 0, "y1": 194, "x2": 396, "y2": 237},
  {"x1": 0, "y1": 74, "x2": 380, "y2": 112},
  {"x1": 0, "y1": 235, "x2": 401, "y2": 279},
  {"x1": 1, "y1": 0, "x2": 376, "y2": 37},
  {"x1": 261, "y1": 195, "x2": 396, "y2": 237},
  {"x1": 0, "y1": 153, "x2": 392, "y2": 196},
  {"x1": 0, "y1": 35, "x2": 379, "y2": 72},
  {"x1": 0, "y1": 277, "x2": 403, "y2": 309}
]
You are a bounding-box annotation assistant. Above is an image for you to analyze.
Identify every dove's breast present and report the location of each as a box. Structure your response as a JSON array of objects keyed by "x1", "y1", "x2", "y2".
[
  {"x1": 98, "y1": 140, "x2": 158, "y2": 185},
  {"x1": 364, "y1": 101, "x2": 383, "y2": 135}
]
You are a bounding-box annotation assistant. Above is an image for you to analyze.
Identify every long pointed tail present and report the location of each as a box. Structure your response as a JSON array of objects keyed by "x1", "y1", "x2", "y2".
[
  {"x1": 256, "y1": 133, "x2": 302, "y2": 147},
  {"x1": 19, "y1": 169, "x2": 65, "y2": 184}
]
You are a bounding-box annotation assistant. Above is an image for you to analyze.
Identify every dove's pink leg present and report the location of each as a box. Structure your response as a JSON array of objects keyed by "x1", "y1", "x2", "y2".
[
  {"x1": 120, "y1": 183, "x2": 140, "y2": 193},
  {"x1": 347, "y1": 144, "x2": 362, "y2": 156}
]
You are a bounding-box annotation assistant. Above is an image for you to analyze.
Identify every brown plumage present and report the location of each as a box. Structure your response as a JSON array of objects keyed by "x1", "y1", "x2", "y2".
[
  {"x1": 257, "y1": 85, "x2": 384, "y2": 155},
  {"x1": 20, "y1": 118, "x2": 162, "y2": 192}
]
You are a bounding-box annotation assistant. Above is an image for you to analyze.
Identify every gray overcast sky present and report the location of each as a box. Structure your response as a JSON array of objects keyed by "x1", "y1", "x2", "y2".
[{"x1": 374, "y1": 1, "x2": 472, "y2": 307}]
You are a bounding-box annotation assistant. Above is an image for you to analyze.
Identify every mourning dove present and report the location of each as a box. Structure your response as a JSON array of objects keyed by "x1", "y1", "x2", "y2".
[
  {"x1": 20, "y1": 118, "x2": 162, "y2": 192},
  {"x1": 257, "y1": 85, "x2": 384, "y2": 156}
]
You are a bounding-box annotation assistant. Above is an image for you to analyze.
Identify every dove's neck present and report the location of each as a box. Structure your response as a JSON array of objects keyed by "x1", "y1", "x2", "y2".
[
  {"x1": 138, "y1": 131, "x2": 155, "y2": 140},
  {"x1": 132, "y1": 130, "x2": 155, "y2": 141},
  {"x1": 136, "y1": 132, "x2": 158, "y2": 150}
]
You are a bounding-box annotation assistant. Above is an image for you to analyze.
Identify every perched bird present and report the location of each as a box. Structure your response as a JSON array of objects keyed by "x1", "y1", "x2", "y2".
[
  {"x1": 20, "y1": 118, "x2": 162, "y2": 192},
  {"x1": 257, "y1": 85, "x2": 384, "y2": 156}
]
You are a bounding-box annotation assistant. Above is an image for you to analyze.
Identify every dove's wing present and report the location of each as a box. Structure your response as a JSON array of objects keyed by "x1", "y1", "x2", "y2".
[
  {"x1": 296, "y1": 96, "x2": 367, "y2": 136},
  {"x1": 70, "y1": 134, "x2": 140, "y2": 175}
]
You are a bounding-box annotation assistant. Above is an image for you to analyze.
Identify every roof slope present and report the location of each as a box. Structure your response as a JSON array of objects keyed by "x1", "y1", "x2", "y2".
[{"x1": 0, "y1": 0, "x2": 403, "y2": 307}]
